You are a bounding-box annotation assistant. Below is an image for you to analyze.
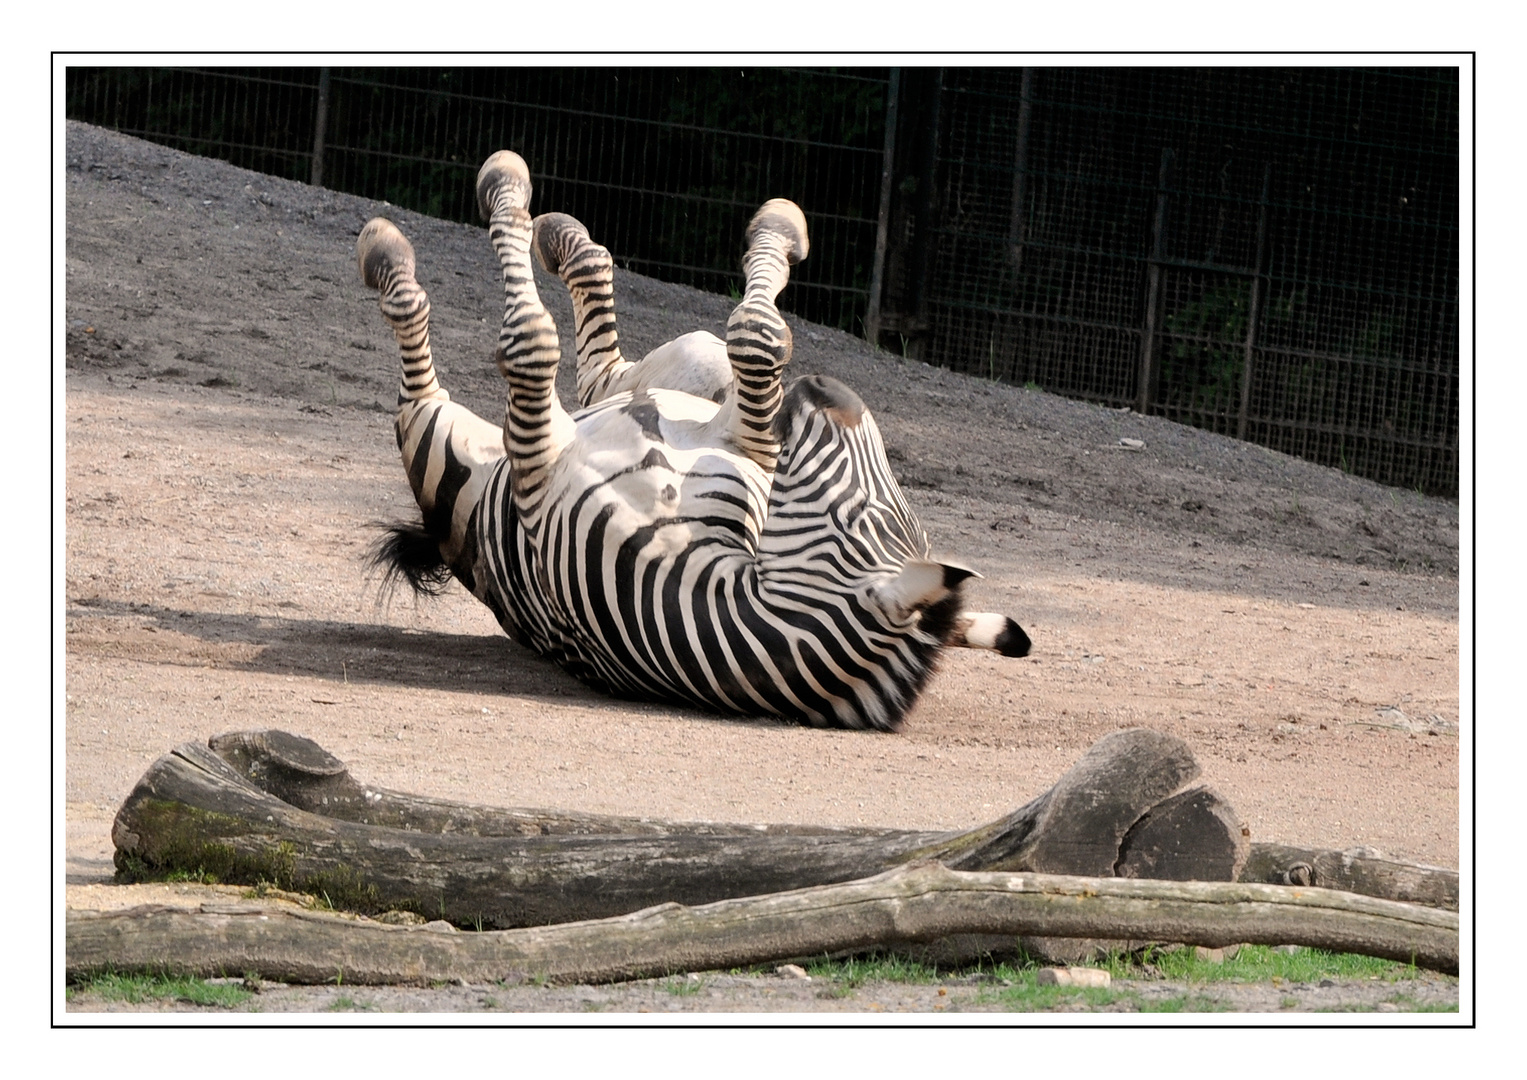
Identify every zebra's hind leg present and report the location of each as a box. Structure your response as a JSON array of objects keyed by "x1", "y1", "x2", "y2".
[
  {"x1": 357, "y1": 218, "x2": 507, "y2": 592},
  {"x1": 710, "y1": 199, "x2": 810, "y2": 472},
  {"x1": 477, "y1": 152, "x2": 577, "y2": 513},
  {"x1": 533, "y1": 212, "x2": 735, "y2": 407},
  {"x1": 530, "y1": 213, "x2": 634, "y2": 408}
]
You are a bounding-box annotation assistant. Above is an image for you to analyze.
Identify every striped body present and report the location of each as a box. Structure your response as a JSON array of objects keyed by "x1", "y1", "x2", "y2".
[{"x1": 360, "y1": 152, "x2": 1030, "y2": 731}]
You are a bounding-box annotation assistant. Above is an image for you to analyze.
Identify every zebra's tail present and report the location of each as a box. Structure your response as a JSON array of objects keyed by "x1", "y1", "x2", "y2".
[{"x1": 366, "y1": 518, "x2": 455, "y2": 600}]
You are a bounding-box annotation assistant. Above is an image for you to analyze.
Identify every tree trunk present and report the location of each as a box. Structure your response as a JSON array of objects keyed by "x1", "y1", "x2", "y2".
[
  {"x1": 207, "y1": 730, "x2": 1455, "y2": 908},
  {"x1": 111, "y1": 728, "x2": 1246, "y2": 929},
  {"x1": 1239, "y1": 842, "x2": 1458, "y2": 911},
  {"x1": 68, "y1": 862, "x2": 1459, "y2": 986}
]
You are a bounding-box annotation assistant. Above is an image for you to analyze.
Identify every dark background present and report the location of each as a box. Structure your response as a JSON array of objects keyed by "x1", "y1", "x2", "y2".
[{"x1": 66, "y1": 65, "x2": 1460, "y2": 495}]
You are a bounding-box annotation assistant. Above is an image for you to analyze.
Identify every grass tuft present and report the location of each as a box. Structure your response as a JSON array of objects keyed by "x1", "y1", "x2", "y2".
[
  {"x1": 70, "y1": 970, "x2": 253, "y2": 1009},
  {"x1": 804, "y1": 952, "x2": 942, "y2": 988}
]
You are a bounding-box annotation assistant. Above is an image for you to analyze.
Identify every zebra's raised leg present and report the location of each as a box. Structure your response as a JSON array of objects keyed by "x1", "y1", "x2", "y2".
[
  {"x1": 532, "y1": 213, "x2": 734, "y2": 407},
  {"x1": 476, "y1": 151, "x2": 578, "y2": 519},
  {"x1": 710, "y1": 199, "x2": 810, "y2": 472},
  {"x1": 357, "y1": 218, "x2": 506, "y2": 588},
  {"x1": 530, "y1": 213, "x2": 632, "y2": 407}
]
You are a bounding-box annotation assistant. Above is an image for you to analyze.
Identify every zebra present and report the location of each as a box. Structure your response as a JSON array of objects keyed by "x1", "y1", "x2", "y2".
[{"x1": 359, "y1": 150, "x2": 1030, "y2": 730}]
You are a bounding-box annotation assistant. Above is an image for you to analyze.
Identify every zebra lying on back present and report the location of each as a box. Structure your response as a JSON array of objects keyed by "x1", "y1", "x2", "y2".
[{"x1": 359, "y1": 150, "x2": 1030, "y2": 730}]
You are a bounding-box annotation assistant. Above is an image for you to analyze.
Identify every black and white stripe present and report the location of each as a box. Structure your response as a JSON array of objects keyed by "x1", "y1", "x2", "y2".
[{"x1": 360, "y1": 151, "x2": 1030, "y2": 730}]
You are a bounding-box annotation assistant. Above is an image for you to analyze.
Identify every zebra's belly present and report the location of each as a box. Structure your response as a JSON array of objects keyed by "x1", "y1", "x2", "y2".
[{"x1": 479, "y1": 385, "x2": 775, "y2": 702}]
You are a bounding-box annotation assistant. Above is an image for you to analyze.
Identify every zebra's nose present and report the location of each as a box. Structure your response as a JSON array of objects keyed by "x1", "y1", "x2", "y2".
[{"x1": 995, "y1": 619, "x2": 1032, "y2": 658}]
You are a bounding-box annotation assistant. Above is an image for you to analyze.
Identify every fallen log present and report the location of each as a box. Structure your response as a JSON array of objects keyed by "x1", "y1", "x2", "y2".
[
  {"x1": 207, "y1": 733, "x2": 1453, "y2": 910},
  {"x1": 67, "y1": 861, "x2": 1459, "y2": 985},
  {"x1": 1238, "y1": 843, "x2": 1458, "y2": 911},
  {"x1": 205, "y1": 730, "x2": 889, "y2": 840},
  {"x1": 113, "y1": 728, "x2": 1246, "y2": 929}
]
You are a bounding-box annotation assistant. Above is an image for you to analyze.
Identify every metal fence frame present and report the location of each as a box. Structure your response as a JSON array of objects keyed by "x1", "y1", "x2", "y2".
[{"x1": 65, "y1": 64, "x2": 1461, "y2": 495}]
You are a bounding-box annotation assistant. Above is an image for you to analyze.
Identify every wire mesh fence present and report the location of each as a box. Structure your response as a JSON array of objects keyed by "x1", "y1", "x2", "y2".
[
  {"x1": 65, "y1": 64, "x2": 1460, "y2": 495},
  {"x1": 67, "y1": 66, "x2": 888, "y2": 333},
  {"x1": 914, "y1": 67, "x2": 1460, "y2": 495}
]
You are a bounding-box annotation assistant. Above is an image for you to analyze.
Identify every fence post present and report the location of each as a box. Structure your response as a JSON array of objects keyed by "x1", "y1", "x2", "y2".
[
  {"x1": 905, "y1": 69, "x2": 944, "y2": 362},
  {"x1": 1237, "y1": 163, "x2": 1273, "y2": 441},
  {"x1": 310, "y1": 68, "x2": 331, "y2": 188},
  {"x1": 1137, "y1": 147, "x2": 1174, "y2": 414},
  {"x1": 864, "y1": 69, "x2": 901, "y2": 349},
  {"x1": 1007, "y1": 67, "x2": 1036, "y2": 272}
]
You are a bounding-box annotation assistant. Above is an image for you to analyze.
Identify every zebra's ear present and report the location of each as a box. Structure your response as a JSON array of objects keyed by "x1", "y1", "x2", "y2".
[{"x1": 874, "y1": 560, "x2": 981, "y2": 621}]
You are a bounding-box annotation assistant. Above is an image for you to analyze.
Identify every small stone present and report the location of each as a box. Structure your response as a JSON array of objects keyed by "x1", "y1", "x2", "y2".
[
  {"x1": 1036, "y1": 967, "x2": 1110, "y2": 988},
  {"x1": 1193, "y1": 946, "x2": 1226, "y2": 964},
  {"x1": 776, "y1": 963, "x2": 811, "y2": 981},
  {"x1": 1273, "y1": 944, "x2": 1302, "y2": 955}
]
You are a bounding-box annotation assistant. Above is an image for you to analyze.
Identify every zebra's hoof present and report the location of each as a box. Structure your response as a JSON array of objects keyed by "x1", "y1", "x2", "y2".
[
  {"x1": 475, "y1": 150, "x2": 533, "y2": 222},
  {"x1": 532, "y1": 213, "x2": 596, "y2": 276},
  {"x1": 357, "y1": 218, "x2": 415, "y2": 290},
  {"x1": 745, "y1": 199, "x2": 809, "y2": 264}
]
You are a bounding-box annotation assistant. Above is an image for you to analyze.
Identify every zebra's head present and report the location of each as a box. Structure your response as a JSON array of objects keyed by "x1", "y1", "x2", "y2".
[{"x1": 756, "y1": 375, "x2": 1021, "y2": 729}]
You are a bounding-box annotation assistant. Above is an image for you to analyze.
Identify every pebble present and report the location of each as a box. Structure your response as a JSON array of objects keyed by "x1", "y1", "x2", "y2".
[
  {"x1": 1037, "y1": 967, "x2": 1111, "y2": 988},
  {"x1": 776, "y1": 964, "x2": 811, "y2": 981}
]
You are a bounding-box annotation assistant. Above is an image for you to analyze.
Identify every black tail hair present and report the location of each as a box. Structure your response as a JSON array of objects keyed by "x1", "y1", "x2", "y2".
[{"x1": 366, "y1": 519, "x2": 454, "y2": 600}]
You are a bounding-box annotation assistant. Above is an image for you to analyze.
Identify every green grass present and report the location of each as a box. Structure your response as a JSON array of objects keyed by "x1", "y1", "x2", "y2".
[
  {"x1": 1138, "y1": 993, "x2": 1235, "y2": 1013},
  {"x1": 804, "y1": 953, "x2": 943, "y2": 988},
  {"x1": 161, "y1": 867, "x2": 221, "y2": 885},
  {"x1": 328, "y1": 994, "x2": 375, "y2": 1012},
  {"x1": 1379, "y1": 992, "x2": 1459, "y2": 1013},
  {"x1": 1101, "y1": 944, "x2": 1424, "y2": 986},
  {"x1": 794, "y1": 945, "x2": 1449, "y2": 1014},
  {"x1": 663, "y1": 975, "x2": 706, "y2": 996},
  {"x1": 69, "y1": 971, "x2": 253, "y2": 1009},
  {"x1": 976, "y1": 978, "x2": 1141, "y2": 1012}
]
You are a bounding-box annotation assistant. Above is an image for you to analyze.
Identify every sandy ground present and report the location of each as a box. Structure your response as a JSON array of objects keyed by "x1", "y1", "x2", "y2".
[{"x1": 60, "y1": 122, "x2": 1461, "y2": 1014}]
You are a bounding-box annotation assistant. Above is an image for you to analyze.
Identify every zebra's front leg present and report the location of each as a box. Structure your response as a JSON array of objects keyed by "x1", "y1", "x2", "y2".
[
  {"x1": 713, "y1": 199, "x2": 810, "y2": 473},
  {"x1": 476, "y1": 151, "x2": 577, "y2": 519},
  {"x1": 357, "y1": 218, "x2": 505, "y2": 575}
]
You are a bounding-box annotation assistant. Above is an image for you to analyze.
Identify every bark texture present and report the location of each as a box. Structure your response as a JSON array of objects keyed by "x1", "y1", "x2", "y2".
[
  {"x1": 112, "y1": 727, "x2": 1247, "y2": 929},
  {"x1": 68, "y1": 862, "x2": 1459, "y2": 985}
]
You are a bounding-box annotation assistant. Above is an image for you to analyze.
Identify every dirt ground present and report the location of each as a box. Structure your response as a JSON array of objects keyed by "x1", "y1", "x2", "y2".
[{"x1": 60, "y1": 122, "x2": 1461, "y2": 1015}]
